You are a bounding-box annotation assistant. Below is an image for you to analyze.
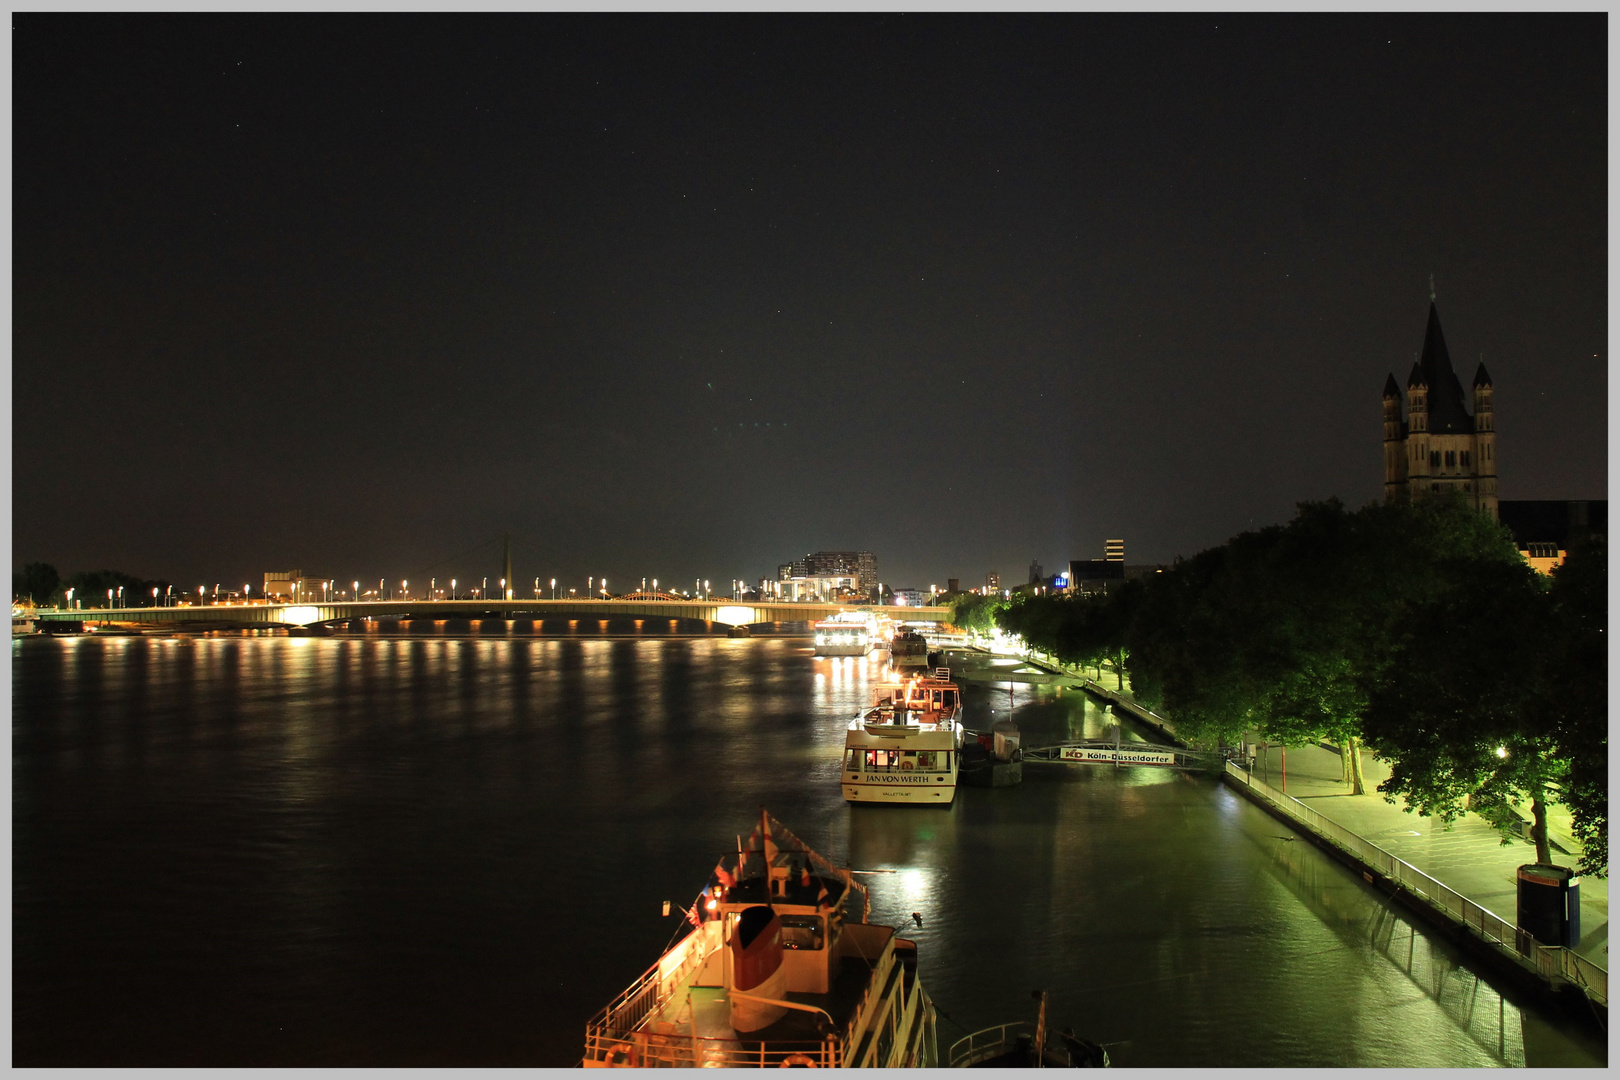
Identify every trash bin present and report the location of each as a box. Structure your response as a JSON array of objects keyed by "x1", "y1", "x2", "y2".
[{"x1": 1516, "y1": 863, "x2": 1581, "y2": 948}]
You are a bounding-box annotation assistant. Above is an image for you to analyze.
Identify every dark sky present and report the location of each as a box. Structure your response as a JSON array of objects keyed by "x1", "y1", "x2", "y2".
[{"x1": 13, "y1": 14, "x2": 1607, "y2": 594}]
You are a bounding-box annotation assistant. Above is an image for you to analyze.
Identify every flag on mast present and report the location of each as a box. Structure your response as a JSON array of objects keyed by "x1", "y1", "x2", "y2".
[
  {"x1": 714, "y1": 859, "x2": 735, "y2": 889},
  {"x1": 761, "y1": 807, "x2": 779, "y2": 866}
]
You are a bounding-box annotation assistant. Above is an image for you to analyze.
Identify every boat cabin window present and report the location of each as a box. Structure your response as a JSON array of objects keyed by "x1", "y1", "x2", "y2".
[
  {"x1": 941, "y1": 689, "x2": 957, "y2": 710},
  {"x1": 846, "y1": 748, "x2": 864, "y2": 770},
  {"x1": 777, "y1": 914, "x2": 825, "y2": 951},
  {"x1": 866, "y1": 749, "x2": 899, "y2": 769},
  {"x1": 916, "y1": 751, "x2": 935, "y2": 770}
]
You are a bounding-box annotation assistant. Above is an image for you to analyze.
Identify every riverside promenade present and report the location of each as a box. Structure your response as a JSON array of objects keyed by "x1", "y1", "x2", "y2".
[{"x1": 969, "y1": 642, "x2": 1608, "y2": 1009}]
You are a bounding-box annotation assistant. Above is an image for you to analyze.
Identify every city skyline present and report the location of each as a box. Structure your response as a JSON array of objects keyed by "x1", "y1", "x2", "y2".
[{"x1": 13, "y1": 15, "x2": 1606, "y2": 590}]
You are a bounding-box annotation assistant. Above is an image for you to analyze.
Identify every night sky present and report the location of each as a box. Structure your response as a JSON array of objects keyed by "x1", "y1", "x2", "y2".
[{"x1": 13, "y1": 15, "x2": 1607, "y2": 595}]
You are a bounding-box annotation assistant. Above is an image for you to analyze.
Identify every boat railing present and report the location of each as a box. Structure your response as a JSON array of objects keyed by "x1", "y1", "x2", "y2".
[
  {"x1": 585, "y1": 919, "x2": 721, "y2": 1051},
  {"x1": 588, "y1": 1031, "x2": 842, "y2": 1068},
  {"x1": 947, "y1": 1020, "x2": 1035, "y2": 1067}
]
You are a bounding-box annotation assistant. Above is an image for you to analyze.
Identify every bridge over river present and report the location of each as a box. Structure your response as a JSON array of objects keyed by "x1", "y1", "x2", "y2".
[{"x1": 31, "y1": 598, "x2": 953, "y2": 631}]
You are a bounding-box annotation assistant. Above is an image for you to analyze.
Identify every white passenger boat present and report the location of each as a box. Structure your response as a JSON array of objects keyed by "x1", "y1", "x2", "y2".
[
  {"x1": 583, "y1": 809, "x2": 939, "y2": 1068},
  {"x1": 813, "y1": 611, "x2": 877, "y2": 656},
  {"x1": 842, "y1": 671, "x2": 965, "y2": 805},
  {"x1": 887, "y1": 627, "x2": 930, "y2": 675}
]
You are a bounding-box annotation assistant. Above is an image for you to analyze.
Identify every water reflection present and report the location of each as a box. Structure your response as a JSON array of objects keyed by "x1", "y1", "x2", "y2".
[{"x1": 10, "y1": 636, "x2": 1605, "y2": 1068}]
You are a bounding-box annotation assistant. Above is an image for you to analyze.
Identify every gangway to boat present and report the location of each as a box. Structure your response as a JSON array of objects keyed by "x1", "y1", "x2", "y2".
[{"x1": 1022, "y1": 739, "x2": 1219, "y2": 771}]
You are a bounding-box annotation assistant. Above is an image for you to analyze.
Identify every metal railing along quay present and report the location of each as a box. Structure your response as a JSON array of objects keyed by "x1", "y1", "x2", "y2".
[{"x1": 1224, "y1": 761, "x2": 1607, "y2": 1009}]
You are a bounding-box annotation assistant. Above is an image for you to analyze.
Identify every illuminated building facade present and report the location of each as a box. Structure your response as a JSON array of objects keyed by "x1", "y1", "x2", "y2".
[
  {"x1": 262, "y1": 570, "x2": 334, "y2": 601},
  {"x1": 774, "y1": 551, "x2": 878, "y2": 601},
  {"x1": 1497, "y1": 500, "x2": 1607, "y2": 576}
]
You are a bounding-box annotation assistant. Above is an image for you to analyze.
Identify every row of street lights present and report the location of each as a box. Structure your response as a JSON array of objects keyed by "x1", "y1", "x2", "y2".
[{"x1": 109, "y1": 575, "x2": 747, "y2": 610}]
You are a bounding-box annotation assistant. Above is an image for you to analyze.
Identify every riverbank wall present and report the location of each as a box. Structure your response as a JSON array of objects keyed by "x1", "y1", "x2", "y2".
[{"x1": 1223, "y1": 761, "x2": 1607, "y2": 1019}]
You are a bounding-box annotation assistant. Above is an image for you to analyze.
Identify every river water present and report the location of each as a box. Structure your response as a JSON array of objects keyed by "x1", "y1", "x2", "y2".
[{"x1": 11, "y1": 631, "x2": 1607, "y2": 1067}]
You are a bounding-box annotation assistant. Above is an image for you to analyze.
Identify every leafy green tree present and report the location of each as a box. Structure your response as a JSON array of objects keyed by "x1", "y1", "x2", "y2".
[
  {"x1": 1360, "y1": 555, "x2": 1570, "y2": 866},
  {"x1": 1541, "y1": 537, "x2": 1607, "y2": 875},
  {"x1": 945, "y1": 592, "x2": 1006, "y2": 636},
  {"x1": 12, "y1": 562, "x2": 60, "y2": 605},
  {"x1": 60, "y1": 569, "x2": 174, "y2": 607},
  {"x1": 1123, "y1": 495, "x2": 1525, "y2": 777}
]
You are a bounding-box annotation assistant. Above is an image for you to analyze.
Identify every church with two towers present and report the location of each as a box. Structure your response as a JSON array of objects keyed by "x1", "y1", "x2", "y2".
[{"x1": 1381, "y1": 300, "x2": 1498, "y2": 519}]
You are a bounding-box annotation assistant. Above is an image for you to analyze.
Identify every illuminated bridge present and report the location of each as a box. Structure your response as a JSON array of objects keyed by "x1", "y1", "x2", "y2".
[{"x1": 32, "y1": 599, "x2": 953, "y2": 631}]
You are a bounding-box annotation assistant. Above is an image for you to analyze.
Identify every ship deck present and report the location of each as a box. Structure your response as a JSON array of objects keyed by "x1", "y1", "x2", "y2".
[{"x1": 629, "y1": 923, "x2": 899, "y2": 1063}]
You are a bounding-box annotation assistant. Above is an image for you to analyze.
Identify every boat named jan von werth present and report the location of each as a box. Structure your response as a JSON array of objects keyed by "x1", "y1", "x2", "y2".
[
  {"x1": 583, "y1": 810, "x2": 938, "y2": 1067},
  {"x1": 843, "y1": 671, "x2": 965, "y2": 805},
  {"x1": 813, "y1": 611, "x2": 878, "y2": 656}
]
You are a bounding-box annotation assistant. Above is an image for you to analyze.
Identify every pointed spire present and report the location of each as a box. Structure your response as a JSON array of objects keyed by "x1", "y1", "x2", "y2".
[
  {"x1": 1383, "y1": 373, "x2": 1402, "y2": 399},
  {"x1": 1418, "y1": 302, "x2": 1472, "y2": 433},
  {"x1": 1429, "y1": 272, "x2": 1436, "y2": 302},
  {"x1": 1406, "y1": 360, "x2": 1427, "y2": 390},
  {"x1": 1473, "y1": 361, "x2": 1493, "y2": 388}
]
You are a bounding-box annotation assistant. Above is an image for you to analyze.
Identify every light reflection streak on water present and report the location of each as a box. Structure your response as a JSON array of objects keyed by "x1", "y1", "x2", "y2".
[{"x1": 8, "y1": 636, "x2": 1607, "y2": 1069}]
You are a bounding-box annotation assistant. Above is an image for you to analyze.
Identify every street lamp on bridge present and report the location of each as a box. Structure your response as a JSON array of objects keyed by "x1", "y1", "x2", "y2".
[{"x1": 550, "y1": 578, "x2": 556, "y2": 600}]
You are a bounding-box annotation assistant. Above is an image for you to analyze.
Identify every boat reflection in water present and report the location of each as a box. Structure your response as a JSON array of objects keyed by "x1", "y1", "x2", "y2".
[{"x1": 583, "y1": 810, "x2": 938, "y2": 1068}]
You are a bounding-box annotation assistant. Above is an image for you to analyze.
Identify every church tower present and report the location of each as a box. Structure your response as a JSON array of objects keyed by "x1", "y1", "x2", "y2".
[
  {"x1": 1471, "y1": 364, "x2": 1497, "y2": 517},
  {"x1": 1381, "y1": 300, "x2": 1496, "y2": 517}
]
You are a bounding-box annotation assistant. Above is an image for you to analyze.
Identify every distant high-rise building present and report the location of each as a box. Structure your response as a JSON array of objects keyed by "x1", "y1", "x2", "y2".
[
  {"x1": 985, "y1": 572, "x2": 1001, "y2": 591},
  {"x1": 1105, "y1": 539, "x2": 1124, "y2": 562},
  {"x1": 263, "y1": 570, "x2": 333, "y2": 601},
  {"x1": 1028, "y1": 561, "x2": 1043, "y2": 584},
  {"x1": 1382, "y1": 299, "x2": 1498, "y2": 518},
  {"x1": 800, "y1": 551, "x2": 878, "y2": 600}
]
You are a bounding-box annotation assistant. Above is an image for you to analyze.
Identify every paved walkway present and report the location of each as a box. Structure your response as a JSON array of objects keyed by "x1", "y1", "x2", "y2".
[
  {"x1": 1246, "y1": 740, "x2": 1608, "y2": 968},
  {"x1": 974, "y1": 644, "x2": 1608, "y2": 970}
]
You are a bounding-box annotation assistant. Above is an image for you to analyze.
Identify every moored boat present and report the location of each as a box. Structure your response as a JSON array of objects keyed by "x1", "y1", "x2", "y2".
[
  {"x1": 842, "y1": 671, "x2": 965, "y2": 805},
  {"x1": 583, "y1": 810, "x2": 939, "y2": 1067},
  {"x1": 948, "y1": 991, "x2": 1110, "y2": 1068},
  {"x1": 888, "y1": 627, "x2": 929, "y2": 674},
  {"x1": 813, "y1": 611, "x2": 878, "y2": 656}
]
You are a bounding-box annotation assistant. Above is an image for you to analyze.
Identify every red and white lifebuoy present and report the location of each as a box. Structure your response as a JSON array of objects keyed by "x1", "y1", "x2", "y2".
[{"x1": 602, "y1": 1042, "x2": 639, "y2": 1067}]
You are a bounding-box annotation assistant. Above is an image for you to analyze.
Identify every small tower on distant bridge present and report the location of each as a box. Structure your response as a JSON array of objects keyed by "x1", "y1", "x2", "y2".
[{"x1": 502, "y1": 532, "x2": 514, "y2": 601}]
